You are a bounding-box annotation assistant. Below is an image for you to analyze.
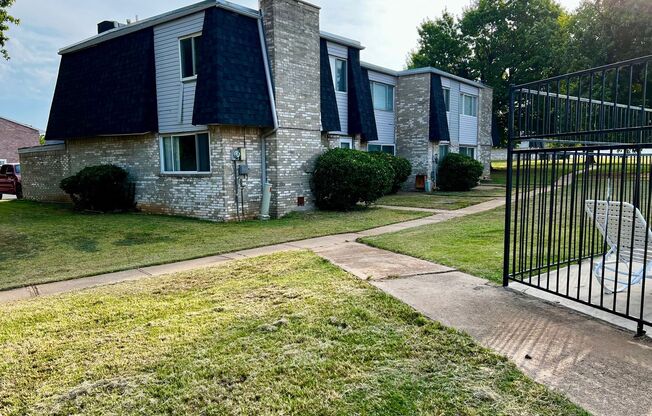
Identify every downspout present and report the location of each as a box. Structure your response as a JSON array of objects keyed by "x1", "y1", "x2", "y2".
[{"x1": 257, "y1": 14, "x2": 278, "y2": 219}]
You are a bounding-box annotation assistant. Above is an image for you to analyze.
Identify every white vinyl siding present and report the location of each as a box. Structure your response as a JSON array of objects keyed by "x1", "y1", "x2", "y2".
[
  {"x1": 441, "y1": 77, "x2": 460, "y2": 144},
  {"x1": 154, "y1": 12, "x2": 206, "y2": 134},
  {"x1": 368, "y1": 70, "x2": 397, "y2": 145},
  {"x1": 459, "y1": 84, "x2": 479, "y2": 146},
  {"x1": 328, "y1": 42, "x2": 348, "y2": 135}
]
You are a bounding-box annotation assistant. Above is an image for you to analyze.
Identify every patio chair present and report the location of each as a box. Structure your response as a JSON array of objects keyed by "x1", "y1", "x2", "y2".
[{"x1": 585, "y1": 200, "x2": 652, "y2": 293}]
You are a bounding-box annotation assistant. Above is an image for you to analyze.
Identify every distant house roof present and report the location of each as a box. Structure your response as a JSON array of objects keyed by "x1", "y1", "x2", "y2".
[{"x1": 0, "y1": 116, "x2": 42, "y2": 133}]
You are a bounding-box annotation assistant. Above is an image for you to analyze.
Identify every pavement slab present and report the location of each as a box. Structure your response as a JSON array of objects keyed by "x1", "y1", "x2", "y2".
[{"x1": 374, "y1": 271, "x2": 652, "y2": 416}]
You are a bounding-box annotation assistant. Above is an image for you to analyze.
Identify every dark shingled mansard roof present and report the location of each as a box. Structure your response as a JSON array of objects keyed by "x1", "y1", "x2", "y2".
[
  {"x1": 192, "y1": 6, "x2": 274, "y2": 128},
  {"x1": 46, "y1": 28, "x2": 158, "y2": 140}
]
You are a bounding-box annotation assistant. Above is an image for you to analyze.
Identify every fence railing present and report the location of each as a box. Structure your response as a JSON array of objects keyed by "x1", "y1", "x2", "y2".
[{"x1": 504, "y1": 56, "x2": 652, "y2": 337}]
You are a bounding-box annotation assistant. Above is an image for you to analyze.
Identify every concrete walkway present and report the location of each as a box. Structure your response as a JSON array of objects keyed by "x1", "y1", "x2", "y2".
[{"x1": 0, "y1": 197, "x2": 505, "y2": 304}]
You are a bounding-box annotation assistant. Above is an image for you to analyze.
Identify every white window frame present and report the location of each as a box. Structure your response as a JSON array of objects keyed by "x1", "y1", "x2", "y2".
[
  {"x1": 330, "y1": 56, "x2": 347, "y2": 93},
  {"x1": 438, "y1": 142, "x2": 450, "y2": 160},
  {"x1": 370, "y1": 81, "x2": 395, "y2": 112},
  {"x1": 368, "y1": 144, "x2": 396, "y2": 155},
  {"x1": 339, "y1": 138, "x2": 353, "y2": 149},
  {"x1": 460, "y1": 93, "x2": 478, "y2": 117},
  {"x1": 443, "y1": 88, "x2": 451, "y2": 112},
  {"x1": 459, "y1": 146, "x2": 476, "y2": 159},
  {"x1": 179, "y1": 33, "x2": 201, "y2": 82},
  {"x1": 159, "y1": 132, "x2": 211, "y2": 174}
]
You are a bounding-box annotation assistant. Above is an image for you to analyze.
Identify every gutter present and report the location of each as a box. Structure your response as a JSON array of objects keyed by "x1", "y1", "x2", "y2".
[{"x1": 258, "y1": 15, "x2": 278, "y2": 218}]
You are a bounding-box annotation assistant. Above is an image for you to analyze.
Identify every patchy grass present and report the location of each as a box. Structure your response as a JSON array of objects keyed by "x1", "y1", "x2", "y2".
[
  {"x1": 0, "y1": 201, "x2": 428, "y2": 291},
  {"x1": 362, "y1": 207, "x2": 506, "y2": 284},
  {"x1": 377, "y1": 187, "x2": 505, "y2": 211},
  {"x1": 0, "y1": 251, "x2": 586, "y2": 415}
]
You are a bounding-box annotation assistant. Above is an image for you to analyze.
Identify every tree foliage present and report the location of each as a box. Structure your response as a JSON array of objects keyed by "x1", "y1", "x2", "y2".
[
  {"x1": 408, "y1": 0, "x2": 652, "y2": 145},
  {"x1": 0, "y1": 0, "x2": 19, "y2": 60}
]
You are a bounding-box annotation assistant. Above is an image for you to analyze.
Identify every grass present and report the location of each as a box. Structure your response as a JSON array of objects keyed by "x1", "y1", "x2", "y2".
[
  {"x1": 377, "y1": 187, "x2": 505, "y2": 211},
  {"x1": 362, "y1": 207, "x2": 506, "y2": 284},
  {"x1": 490, "y1": 161, "x2": 576, "y2": 186},
  {"x1": 0, "y1": 201, "x2": 429, "y2": 291},
  {"x1": 0, "y1": 251, "x2": 586, "y2": 415}
]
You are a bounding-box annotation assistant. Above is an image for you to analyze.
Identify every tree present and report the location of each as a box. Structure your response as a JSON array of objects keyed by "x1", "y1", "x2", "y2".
[
  {"x1": 408, "y1": 12, "x2": 472, "y2": 79},
  {"x1": 411, "y1": 0, "x2": 570, "y2": 145},
  {"x1": 0, "y1": 0, "x2": 19, "y2": 60},
  {"x1": 568, "y1": 0, "x2": 652, "y2": 71}
]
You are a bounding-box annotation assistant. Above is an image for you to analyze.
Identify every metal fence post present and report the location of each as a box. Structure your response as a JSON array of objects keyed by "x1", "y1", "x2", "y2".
[{"x1": 503, "y1": 85, "x2": 516, "y2": 287}]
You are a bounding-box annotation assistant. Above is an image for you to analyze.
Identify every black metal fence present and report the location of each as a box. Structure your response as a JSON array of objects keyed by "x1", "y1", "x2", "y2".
[{"x1": 504, "y1": 56, "x2": 652, "y2": 337}]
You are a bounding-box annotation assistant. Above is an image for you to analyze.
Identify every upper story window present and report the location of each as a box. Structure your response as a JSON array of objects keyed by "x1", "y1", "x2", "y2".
[
  {"x1": 179, "y1": 34, "x2": 201, "y2": 80},
  {"x1": 460, "y1": 93, "x2": 478, "y2": 117},
  {"x1": 330, "y1": 57, "x2": 347, "y2": 93},
  {"x1": 371, "y1": 81, "x2": 395, "y2": 111},
  {"x1": 161, "y1": 133, "x2": 210, "y2": 173},
  {"x1": 443, "y1": 88, "x2": 450, "y2": 112}
]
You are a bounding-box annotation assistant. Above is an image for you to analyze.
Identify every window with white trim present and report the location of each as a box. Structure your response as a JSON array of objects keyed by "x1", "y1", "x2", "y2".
[
  {"x1": 330, "y1": 57, "x2": 347, "y2": 93},
  {"x1": 339, "y1": 138, "x2": 353, "y2": 149},
  {"x1": 439, "y1": 143, "x2": 450, "y2": 160},
  {"x1": 460, "y1": 93, "x2": 478, "y2": 117},
  {"x1": 459, "y1": 146, "x2": 476, "y2": 159},
  {"x1": 161, "y1": 133, "x2": 210, "y2": 173},
  {"x1": 443, "y1": 88, "x2": 450, "y2": 112},
  {"x1": 371, "y1": 81, "x2": 394, "y2": 111},
  {"x1": 180, "y1": 34, "x2": 201, "y2": 80},
  {"x1": 368, "y1": 144, "x2": 395, "y2": 155}
]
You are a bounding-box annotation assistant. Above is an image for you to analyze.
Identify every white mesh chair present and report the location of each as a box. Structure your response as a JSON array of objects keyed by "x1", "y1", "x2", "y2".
[{"x1": 585, "y1": 200, "x2": 652, "y2": 293}]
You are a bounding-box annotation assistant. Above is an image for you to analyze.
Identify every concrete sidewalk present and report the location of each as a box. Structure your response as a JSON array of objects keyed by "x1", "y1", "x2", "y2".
[
  {"x1": 315, "y1": 241, "x2": 652, "y2": 416},
  {"x1": 0, "y1": 197, "x2": 505, "y2": 304}
]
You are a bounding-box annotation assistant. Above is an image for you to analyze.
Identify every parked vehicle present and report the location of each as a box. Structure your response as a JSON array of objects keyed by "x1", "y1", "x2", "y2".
[{"x1": 0, "y1": 163, "x2": 22, "y2": 199}]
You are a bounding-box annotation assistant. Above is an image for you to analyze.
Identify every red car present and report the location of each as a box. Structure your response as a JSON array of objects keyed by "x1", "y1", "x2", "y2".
[{"x1": 0, "y1": 163, "x2": 23, "y2": 199}]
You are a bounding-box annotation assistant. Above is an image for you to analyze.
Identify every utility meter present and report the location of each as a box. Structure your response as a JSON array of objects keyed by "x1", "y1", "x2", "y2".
[{"x1": 231, "y1": 148, "x2": 247, "y2": 161}]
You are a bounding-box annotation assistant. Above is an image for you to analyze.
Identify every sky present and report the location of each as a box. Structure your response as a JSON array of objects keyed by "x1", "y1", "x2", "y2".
[{"x1": 0, "y1": 0, "x2": 583, "y2": 130}]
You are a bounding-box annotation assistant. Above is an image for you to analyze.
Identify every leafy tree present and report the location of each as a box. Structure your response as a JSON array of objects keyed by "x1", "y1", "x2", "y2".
[
  {"x1": 568, "y1": 0, "x2": 652, "y2": 71},
  {"x1": 0, "y1": 0, "x2": 19, "y2": 60},
  {"x1": 407, "y1": 12, "x2": 472, "y2": 79},
  {"x1": 409, "y1": 0, "x2": 569, "y2": 145}
]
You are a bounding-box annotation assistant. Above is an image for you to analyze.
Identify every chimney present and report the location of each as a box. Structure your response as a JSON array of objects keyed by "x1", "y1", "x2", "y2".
[
  {"x1": 97, "y1": 21, "x2": 124, "y2": 34},
  {"x1": 259, "y1": 0, "x2": 323, "y2": 217}
]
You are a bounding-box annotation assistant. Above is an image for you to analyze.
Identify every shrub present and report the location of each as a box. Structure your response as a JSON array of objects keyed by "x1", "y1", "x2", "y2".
[
  {"x1": 370, "y1": 152, "x2": 412, "y2": 194},
  {"x1": 437, "y1": 153, "x2": 484, "y2": 191},
  {"x1": 60, "y1": 165, "x2": 135, "y2": 212},
  {"x1": 312, "y1": 148, "x2": 393, "y2": 210}
]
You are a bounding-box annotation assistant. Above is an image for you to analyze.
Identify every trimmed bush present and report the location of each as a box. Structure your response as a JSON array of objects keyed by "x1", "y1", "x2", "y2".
[
  {"x1": 312, "y1": 148, "x2": 393, "y2": 211},
  {"x1": 437, "y1": 153, "x2": 484, "y2": 191},
  {"x1": 60, "y1": 165, "x2": 135, "y2": 212},
  {"x1": 370, "y1": 152, "x2": 412, "y2": 194}
]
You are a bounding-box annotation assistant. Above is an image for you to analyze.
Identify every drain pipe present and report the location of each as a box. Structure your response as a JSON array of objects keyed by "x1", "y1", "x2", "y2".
[{"x1": 258, "y1": 15, "x2": 278, "y2": 220}]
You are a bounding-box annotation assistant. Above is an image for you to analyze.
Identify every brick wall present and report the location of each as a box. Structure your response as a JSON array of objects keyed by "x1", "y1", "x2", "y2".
[
  {"x1": 0, "y1": 118, "x2": 40, "y2": 163},
  {"x1": 261, "y1": 0, "x2": 324, "y2": 217},
  {"x1": 20, "y1": 127, "x2": 264, "y2": 221},
  {"x1": 478, "y1": 88, "x2": 494, "y2": 177},
  {"x1": 19, "y1": 144, "x2": 70, "y2": 202},
  {"x1": 396, "y1": 73, "x2": 431, "y2": 190}
]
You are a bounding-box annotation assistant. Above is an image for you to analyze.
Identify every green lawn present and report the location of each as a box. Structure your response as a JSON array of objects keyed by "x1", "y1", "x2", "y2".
[
  {"x1": 362, "y1": 207, "x2": 506, "y2": 284},
  {"x1": 490, "y1": 160, "x2": 576, "y2": 186},
  {"x1": 0, "y1": 251, "x2": 586, "y2": 415},
  {"x1": 377, "y1": 187, "x2": 505, "y2": 211},
  {"x1": 0, "y1": 201, "x2": 429, "y2": 291}
]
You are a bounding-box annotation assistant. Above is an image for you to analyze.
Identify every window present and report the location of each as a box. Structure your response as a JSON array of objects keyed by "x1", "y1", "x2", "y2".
[
  {"x1": 460, "y1": 94, "x2": 478, "y2": 117},
  {"x1": 180, "y1": 34, "x2": 200, "y2": 80},
  {"x1": 330, "y1": 57, "x2": 347, "y2": 93},
  {"x1": 459, "y1": 146, "x2": 476, "y2": 159},
  {"x1": 14, "y1": 165, "x2": 20, "y2": 174},
  {"x1": 368, "y1": 144, "x2": 395, "y2": 155},
  {"x1": 439, "y1": 144, "x2": 449, "y2": 160},
  {"x1": 339, "y1": 138, "x2": 353, "y2": 149},
  {"x1": 443, "y1": 88, "x2": 450, "y2": 112},
  {"x1": 371, "y1": 81, "x2": 394, "y2": 111},
  {"x1": 161, "y1": 133, "x2": 210, "y2": 173}
]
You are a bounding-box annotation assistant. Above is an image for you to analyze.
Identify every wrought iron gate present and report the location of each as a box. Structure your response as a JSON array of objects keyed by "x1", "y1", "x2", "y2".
[{"x1": 503, "y1": 56, "x2": 652, "y2": 337}]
